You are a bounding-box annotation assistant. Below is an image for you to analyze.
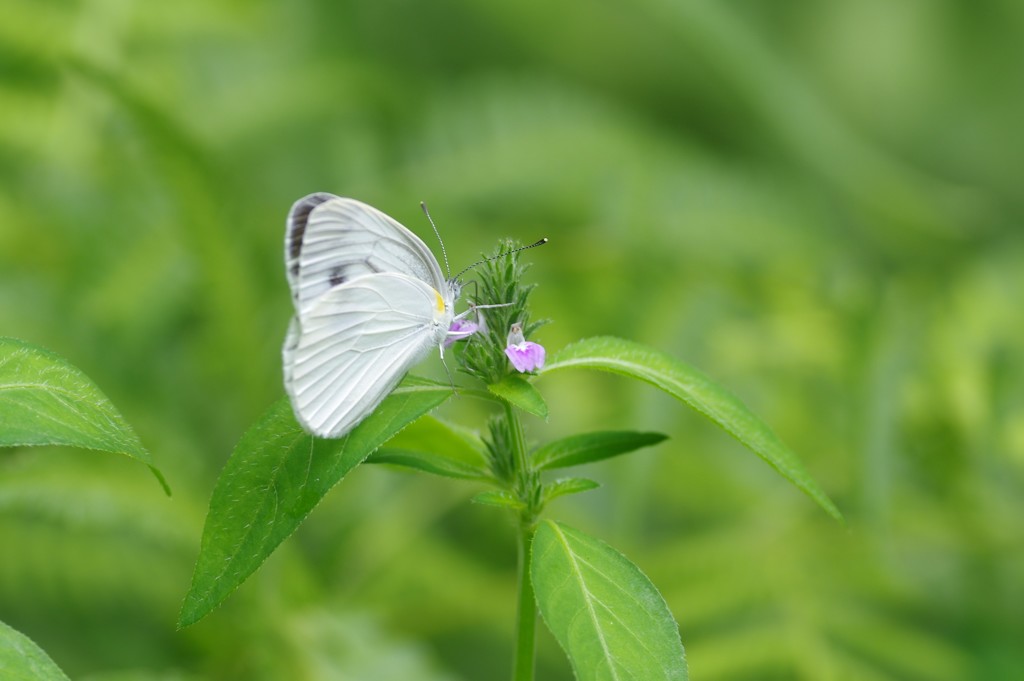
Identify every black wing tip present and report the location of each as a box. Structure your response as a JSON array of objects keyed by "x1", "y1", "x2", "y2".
[{"x1": 287, "y1": 193, "x2": 337, "y2": 260}]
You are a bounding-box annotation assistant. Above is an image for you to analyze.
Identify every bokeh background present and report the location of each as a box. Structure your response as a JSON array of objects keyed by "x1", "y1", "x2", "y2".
[{"x1": 2, "y1": 1, "x2": 1022, "y2": 679}]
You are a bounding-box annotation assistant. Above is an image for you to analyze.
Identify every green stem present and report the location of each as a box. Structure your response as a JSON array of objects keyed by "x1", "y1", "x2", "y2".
[
  {"x1": 512, "y1": 517, "x2": 537, "y2": 681},
  {"x1": 507, "y1": 402, "x2": 537, "y2": 681},
  {"x1": 505, "y1": 400, "x2": 530, "y2": 476}
]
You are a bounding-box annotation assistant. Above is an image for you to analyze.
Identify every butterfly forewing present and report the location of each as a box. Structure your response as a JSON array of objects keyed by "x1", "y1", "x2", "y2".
[{"x1": 286, "y1": 194, "x2": 449, "y2": 317}]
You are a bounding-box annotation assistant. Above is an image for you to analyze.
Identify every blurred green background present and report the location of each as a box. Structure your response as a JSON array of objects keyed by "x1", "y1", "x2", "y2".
[{"x1": 2, "y1": 0, "x2": 1022, "y2": 679}]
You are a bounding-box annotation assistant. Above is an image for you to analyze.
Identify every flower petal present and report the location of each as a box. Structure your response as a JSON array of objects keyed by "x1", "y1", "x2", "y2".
[
  {"x1": 445, "y1": 319, "x2": 479, "y2": 347},
  {"x1": 505, "y1": 341, "x2": 546, "y2": 372}
]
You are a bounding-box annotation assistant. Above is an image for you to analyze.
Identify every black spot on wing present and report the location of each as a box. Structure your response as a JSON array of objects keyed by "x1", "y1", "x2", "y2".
[
  {"x1": 329, "y1": 266, "x2": 346, "y2": 286},
  {"x1": 287, "y1": 193, "x2": 335, "y2": 262}
]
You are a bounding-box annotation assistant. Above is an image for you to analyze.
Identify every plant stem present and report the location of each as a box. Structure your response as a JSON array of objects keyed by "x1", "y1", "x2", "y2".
[
  {"x1": 507, "y1": 402, "x2": 537, "y2": 681},
  {"x1": 512, "y1": 517, "x2": 537, "y2": 681},
  {"x1": 505, "y1": 400, "x2": 530, "y2": 477}
]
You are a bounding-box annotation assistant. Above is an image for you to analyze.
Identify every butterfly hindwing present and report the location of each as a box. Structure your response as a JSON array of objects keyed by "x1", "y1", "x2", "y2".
[{"x1": 285, "y1": 272, "x2": 449, "y2": 438}]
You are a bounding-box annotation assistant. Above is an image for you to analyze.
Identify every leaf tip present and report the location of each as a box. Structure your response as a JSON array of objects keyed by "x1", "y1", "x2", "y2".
[{"x1": 151, "y1": 466, "x2": 172, "y2": 496}]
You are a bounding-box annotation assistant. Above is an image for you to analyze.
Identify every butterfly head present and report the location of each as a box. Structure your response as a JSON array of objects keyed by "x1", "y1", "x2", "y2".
[{"x1": 446, "y1": 278, "x2": 463, "y2": 307}]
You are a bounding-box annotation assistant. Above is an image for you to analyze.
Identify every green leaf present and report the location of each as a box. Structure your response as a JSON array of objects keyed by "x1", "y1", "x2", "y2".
[
  {"x1": 487, "y1": 374, "x2": 548, "y2": 418},
  {"x1": 0, "y1": 619, "x2": 71, "y2": 681},
  {"x1": 376, "y1": 414, "x2": 489, "y2": 465},
  {"x1": 541, "y1": 477, "x2": 600, "y2": 504},
  {"x1": 178, "y1": 378, "x2": 452, "y2": 628},
  {"x1": 381, "y1": 414, "x2": 487, "y2": 463},
  {"x1": 0, "y1": 337, "x2": 169, "y2": 495},
  {"x1": 367, "y1": 415, "x2": 493, "y2": 481},
  {"x1": 472, "y1": 490, "x2": 524, "y2": 510},
  {"x1": 533, "y1": 430, "x2": 668, "y2": 470},
  {"x1": 542, "y1": 337, "x2": 842, "y2": 522},
  {"x1": 531, "y1": 520, "x2": 688, "y2": 681},
  {"x1": 368, "y1": 449, "x2": 493, "y2": 482}
]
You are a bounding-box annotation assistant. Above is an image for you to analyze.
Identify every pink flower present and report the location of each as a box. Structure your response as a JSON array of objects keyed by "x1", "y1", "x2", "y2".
[
  {"x1": 445, "y1": 319, "x2": 479, "y2": 347},
  {"x1": 504, "y1": 322, "x2": 545, "y2": 372}
]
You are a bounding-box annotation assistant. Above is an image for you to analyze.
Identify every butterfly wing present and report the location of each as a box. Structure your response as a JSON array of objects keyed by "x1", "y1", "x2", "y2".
[
  {"x1": 285, "y1": 194, "x2": 449, "y2": 317},
  {"x1": 284, "y1": 272, "x2": 450, "y2": 438}
]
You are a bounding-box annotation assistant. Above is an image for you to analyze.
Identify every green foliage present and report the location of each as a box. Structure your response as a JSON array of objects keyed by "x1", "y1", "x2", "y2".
[
  {"x1": 0, "y1": 339, "x2": 172, "y2": 677},
  {"x1": 472, "y1": 490, "x2": 525, "y2": 511},
  {"x1": 539, "y1": 478, "x2": 600, "y2": 505},
  {"x1": 368, "y1": 415, "x2": 493, "y2": 481},
  {"x1": 488, "y1": 375, "x2": 549, "y2": 419},
  {"x1": 368, "y1": 449, "x2": 492, "y2": 482},
  {"x1": 0, "y1": 620, "x2": 71, "y2": 681},
  {"x1": 179, "y1": 379, "x2": 453, "y2": 627},
  {"x1": 543, "y1": 337, "x2": 842, "y2": 522},
  {"x1": 532, "y1": 431, "x2": 667, "y2": 470},
  {"x1": 2, "y1": 0, "x2": 1022, "y2": 678},
  {"x1": 0, "y1": 338, "x2": 168, "y2": 494},
  {"x1": 181, "y1": 225, "x2": 825, "y2": 678},
  {"x1": 458, "y1": 240, "x2": 544, "y2": 385},
  {"x1": 532, "y1": 521, "x2": 687, "y2": 681}
]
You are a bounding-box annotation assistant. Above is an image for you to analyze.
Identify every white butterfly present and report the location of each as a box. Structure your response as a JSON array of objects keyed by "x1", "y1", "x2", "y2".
[{"x1": 282, "y1": 193, "x2": 466, "y2": 438}]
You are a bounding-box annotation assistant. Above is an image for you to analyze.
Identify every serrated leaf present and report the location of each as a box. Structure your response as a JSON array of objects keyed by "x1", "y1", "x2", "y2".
[
  {"x1": 541, "y1": 477, "x2": 600, "y2": 504},
  {"x1": 178, "y1": 378, "x2": 452, "y2": 627},
  {"x1": 472, "y1": 490, "x2": 524, "y2": 510},
  {"x1": 0, "y1": 619, "x2": 71, "y2": 681},
  {"x1": 533, "y1": 430, "x2": 668, "y2": 470},
  {"x1": 0, "y1": 337, "x2": 169, "y2": 495},
  {"x1": 487, "y1": 374, "x2": 548, "y2": 418},
  {"x1": 531, "y1": 520, "x2": 688, "y2": 681},
  {"x1": 542, "y1": 337, "x2": 842, "y2": 522}
]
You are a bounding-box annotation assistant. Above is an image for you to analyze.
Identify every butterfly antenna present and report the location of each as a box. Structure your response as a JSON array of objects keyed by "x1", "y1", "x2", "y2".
[
  {"x1": 452, "y1": 238, "x2": 549, "y2": 282},
  {"x1": 421, "y1": 202, "x2": 451, "y2": 280}
]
